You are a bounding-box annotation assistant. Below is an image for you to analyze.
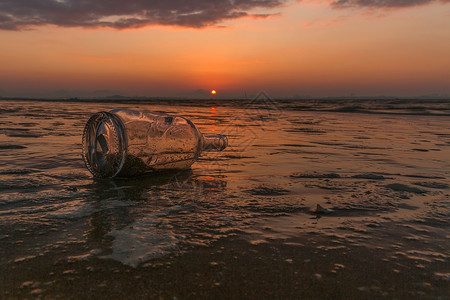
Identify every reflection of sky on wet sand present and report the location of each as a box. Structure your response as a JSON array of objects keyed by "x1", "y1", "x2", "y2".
[{"x1": 0, "y1": 99, "x2": 449, "y2": 298}]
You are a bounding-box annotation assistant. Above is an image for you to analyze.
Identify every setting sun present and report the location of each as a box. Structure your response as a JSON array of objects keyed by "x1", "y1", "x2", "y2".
[{"x1": 211, "y1": 90, "x2": 216, "y2": 95}]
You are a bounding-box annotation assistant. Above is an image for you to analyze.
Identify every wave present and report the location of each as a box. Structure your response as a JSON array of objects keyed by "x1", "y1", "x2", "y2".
[
  {"x1": 281, "y1": 99, "x2": 450, "y2": 116},
  {"x1": 1, "y1": 98, "x2": 449, "y2": 116}
]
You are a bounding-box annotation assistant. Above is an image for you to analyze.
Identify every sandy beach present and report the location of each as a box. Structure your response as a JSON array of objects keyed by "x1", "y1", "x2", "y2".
[{"x1": 1, "y1": 99, "x2": 449, "y2": 298}]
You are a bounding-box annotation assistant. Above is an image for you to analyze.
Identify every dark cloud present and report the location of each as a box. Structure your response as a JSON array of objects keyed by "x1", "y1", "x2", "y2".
[
  {"x1": 1, "y1": 0, "x2": 449, "y2": 30},
  {"x1": 331, "y1": 0, "x2": 450, "y2": 9},
  {"x1": 0, "y1": 0, "x2": 283, "y2": 30}
]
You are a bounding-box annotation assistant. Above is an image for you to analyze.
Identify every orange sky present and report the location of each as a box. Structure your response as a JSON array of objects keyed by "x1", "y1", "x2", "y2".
[{"x1": 0, "y1": 0, "x2": 449, "y2": 98}]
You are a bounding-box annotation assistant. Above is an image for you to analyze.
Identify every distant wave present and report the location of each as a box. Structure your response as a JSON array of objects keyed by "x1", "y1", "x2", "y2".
[
  {"x1": 1, "y1": 98, "x2": 449, "y2": 116},
  {"x1": 278, "y1": 99, "x2": 450, "y2": 116}
]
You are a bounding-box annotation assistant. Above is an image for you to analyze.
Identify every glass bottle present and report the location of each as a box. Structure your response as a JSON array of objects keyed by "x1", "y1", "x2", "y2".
[{"x1": 82, "y1": 109, "x2": 227, "y2": 178}]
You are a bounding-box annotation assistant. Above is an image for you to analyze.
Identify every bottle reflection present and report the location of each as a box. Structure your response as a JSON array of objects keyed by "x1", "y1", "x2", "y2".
[{"x1": 84, "y1": 170, "x2": 227, "y2": 265}]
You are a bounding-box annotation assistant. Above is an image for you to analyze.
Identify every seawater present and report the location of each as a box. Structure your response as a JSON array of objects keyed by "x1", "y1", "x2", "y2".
[{"x1": 0, "y1": 99, "x2": 449, "y2": 298}]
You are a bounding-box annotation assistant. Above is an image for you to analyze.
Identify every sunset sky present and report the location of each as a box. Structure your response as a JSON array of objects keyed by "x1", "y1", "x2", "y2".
[{"x1": 0, "y1": 0, "x2": 449, "y2": 98}]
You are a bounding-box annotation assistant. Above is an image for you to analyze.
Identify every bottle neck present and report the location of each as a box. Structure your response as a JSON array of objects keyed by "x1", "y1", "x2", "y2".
[{"x1": 202, "y1": 134, "x2": 228, "y2": 152}]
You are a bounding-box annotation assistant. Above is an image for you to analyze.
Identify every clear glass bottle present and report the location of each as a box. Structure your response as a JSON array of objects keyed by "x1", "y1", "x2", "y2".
[{"x1": 82, "y1": 109, "x2": 228, "y2": 178}]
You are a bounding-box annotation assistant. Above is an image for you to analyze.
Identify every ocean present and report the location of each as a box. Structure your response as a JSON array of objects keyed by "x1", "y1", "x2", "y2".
[{"x1": 1, "y1": 98, "x2": 449, "y2": 298}]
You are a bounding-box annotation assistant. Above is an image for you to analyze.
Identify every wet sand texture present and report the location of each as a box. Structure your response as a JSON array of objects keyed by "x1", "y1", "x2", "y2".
[{"x1": 0, "y1": 99, "x2": 449, "y2": 298}]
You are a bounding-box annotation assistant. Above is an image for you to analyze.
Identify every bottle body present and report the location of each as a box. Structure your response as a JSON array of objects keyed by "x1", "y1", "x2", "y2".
[{"x1": 82, "y1": 109, "x2": 227, "y2": 178}]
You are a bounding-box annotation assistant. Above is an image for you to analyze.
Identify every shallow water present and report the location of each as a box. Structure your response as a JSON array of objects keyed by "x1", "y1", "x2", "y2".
[{"x1": 0, "y1": 99, "x2": 449, "y2": 298}]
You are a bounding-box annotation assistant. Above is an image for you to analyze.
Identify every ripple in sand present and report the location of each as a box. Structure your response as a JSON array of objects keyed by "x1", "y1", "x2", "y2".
[
  {"x1": 384, "y1": 183, "x2": 428, "y2": 194},
  {"x1": 6, "y1": 132, "x2": 43, "y2": 138},
  {"x1": 351, "y1": 174, "x2": 387, "y2": 180},
  {"x1": 290, "y1": 172, "x2": 341, "y2": 179},
  {"x1": 245, "y1": 185, "x2": 291, "y2": 196},
  {"x1": 0, "y1": 145, "x2": 27, "y2": 150},
  {"x1": 0, "y1": 169, "x2": 37, "y2": 175},
  {"x1": 413, "y1": 182, "x2": 449, "y2": 189}
]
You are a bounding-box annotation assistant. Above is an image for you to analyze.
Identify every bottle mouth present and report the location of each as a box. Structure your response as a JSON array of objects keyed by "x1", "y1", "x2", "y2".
[
  {"x1": 215, "y1": 134, "x2": 228, "y2": 151},
  {"x1": 82, "y1": 112, "x2": 127, "y2": 178},
  {"x1": 202, "y1": 134, "x2": 228, "y2": 152}
]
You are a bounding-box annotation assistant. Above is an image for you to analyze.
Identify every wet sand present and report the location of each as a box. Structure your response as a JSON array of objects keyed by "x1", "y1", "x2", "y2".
[
  {"x1": 0, "y1": 99, "x2": 449, "y2": 298},
  {"x1": 4, "y1": 233, "x2": 448, "y2": 299}
]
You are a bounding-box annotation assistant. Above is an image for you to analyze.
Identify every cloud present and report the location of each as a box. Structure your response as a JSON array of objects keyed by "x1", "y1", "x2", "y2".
[
  {"x1": 330, "y1": 0, "x2": 450, "y2": 9},
  {"x1": 0, "y1": 0, "x2": 284, "y2": 30},
  {"x1": 1, "y1": 0, "x2": 448, "y2": 30}
]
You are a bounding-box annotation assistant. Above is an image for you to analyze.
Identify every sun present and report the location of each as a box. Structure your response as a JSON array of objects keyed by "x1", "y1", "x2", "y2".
[{"x1": 211, "y1": 89, "x2": 217, "y2": 95}]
